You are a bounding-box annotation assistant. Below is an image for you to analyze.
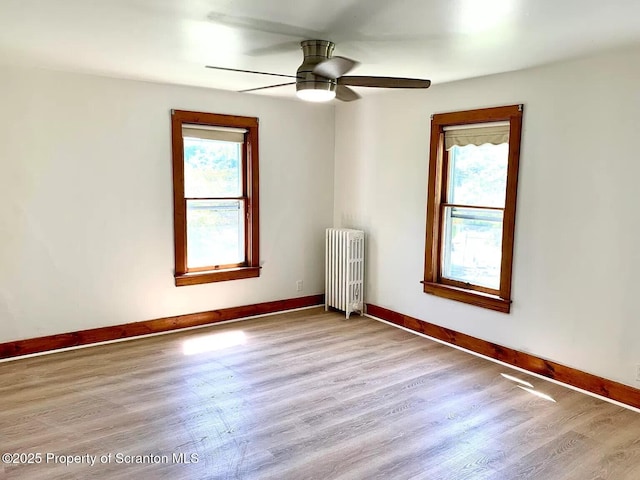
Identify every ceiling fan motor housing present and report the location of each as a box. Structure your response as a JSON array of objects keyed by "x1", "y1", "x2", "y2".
[{"x1": 296, "y1": 40, "x2": 336, "y2": 94}]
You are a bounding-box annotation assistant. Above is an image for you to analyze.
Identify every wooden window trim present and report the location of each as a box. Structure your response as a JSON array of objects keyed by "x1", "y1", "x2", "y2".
[
  {"x1": 423, "y1": 104, "x2": 523, "y2": 312},
  {"x1": 171, "y1": 110, "x2": 260, "y2": 286}
]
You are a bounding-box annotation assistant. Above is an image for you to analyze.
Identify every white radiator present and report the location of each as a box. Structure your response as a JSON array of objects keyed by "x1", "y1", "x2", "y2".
[{"x1": 325, "y1": 228, "x2": 365, "y2": 319}]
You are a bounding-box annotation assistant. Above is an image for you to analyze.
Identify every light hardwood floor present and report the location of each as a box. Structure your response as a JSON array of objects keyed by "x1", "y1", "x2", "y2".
[{"x1": 1, "y1": 307, "x2": 639, "y2": 479}]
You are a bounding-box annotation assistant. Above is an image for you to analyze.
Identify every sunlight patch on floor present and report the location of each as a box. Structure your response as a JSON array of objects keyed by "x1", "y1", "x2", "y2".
[
  {"x1": 500, "y1": 372, "x2": 555, "y2": 402},
  {"x1": 183, "y1": 331, "x2": 247, "y2": 355},
  {"x1": 517, "y1": 385, "x2": 556, "y2": 403},
  {"x1": 500, "y1": 372, "x2": 534, "y2": 388}
]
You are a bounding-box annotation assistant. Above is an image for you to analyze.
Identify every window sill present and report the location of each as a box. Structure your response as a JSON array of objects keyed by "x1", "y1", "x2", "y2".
[
  {"x1": 175, "y1": 266, "x2": 261, "y2": 286},
  {"x1": 422, "y1": 281, "x2": 511, "y2": 313}
]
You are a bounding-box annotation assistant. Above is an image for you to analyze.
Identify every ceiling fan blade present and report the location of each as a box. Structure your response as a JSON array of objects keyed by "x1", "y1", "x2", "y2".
[
  {"x1": 313, "y1": 57, "x2": 359, "y2": 79},
  {"x1": 207, "y1": 12, "x2": 324, "y2": 39},
  {"x1": 238, "y1": 82, "x2": 297, "y2": 93},
  {"x1": 245, "y1": 41, "x2": 301, "y2": 57},
  {"x1": 338, "y1": 76, "x2": 431, "y2": 89},
  {"x1": 335, "y1": 85, "x2": 361, "y2": 102},
  {"x1": 206, "y1": 65, "x2": 300, "y2": 79}
]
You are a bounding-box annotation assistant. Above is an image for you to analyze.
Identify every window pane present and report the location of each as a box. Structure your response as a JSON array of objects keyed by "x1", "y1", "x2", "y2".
[
  {"x1": 442, "y1": 207, "x2": 503, "y2": 290},
  {"x1": 186, "y1": 200, "x2": 245, "y2": 269},
  {"x1": 448, "y1": 143, "x2": 508, "y2": 208},
  {"x1": 184, "y1": 138, "x2": 242, "y2": 198}
]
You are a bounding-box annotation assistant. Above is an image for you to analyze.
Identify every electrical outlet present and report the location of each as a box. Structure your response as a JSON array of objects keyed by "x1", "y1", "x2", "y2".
[
  {"x1": 636, "y1": 364, "x2": 640, "y2": 383},
  {"x1": 296, "y1": 280, "x2": 303, "y2": 292}
]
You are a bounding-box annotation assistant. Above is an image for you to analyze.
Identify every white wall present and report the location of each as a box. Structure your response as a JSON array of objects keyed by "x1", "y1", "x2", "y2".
[
  {"x1": 0, "y1": 67, "x2": 334, "y2": 343},
  {"x1": 334, "y1": 46, "x2": 640, "y2": 388}
]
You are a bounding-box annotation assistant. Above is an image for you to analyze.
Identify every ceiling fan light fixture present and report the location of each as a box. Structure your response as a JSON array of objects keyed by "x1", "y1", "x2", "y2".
[{"x1": 296, "y1": 88, "x2": 336, "y2": 102}]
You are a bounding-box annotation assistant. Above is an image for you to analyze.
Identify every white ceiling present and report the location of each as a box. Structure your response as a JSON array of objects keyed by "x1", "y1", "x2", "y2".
[{"x1": 1, "y1": 0, "x2": 639, "y2": 100}]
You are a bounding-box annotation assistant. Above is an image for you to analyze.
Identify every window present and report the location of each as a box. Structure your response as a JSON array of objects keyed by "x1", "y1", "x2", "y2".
[
  {"x1": 171, "y1": 110, "x2": 260, "y2": 286},
  {"x1": 423, "y1": 105, "x2": 523, "y2": 312}
]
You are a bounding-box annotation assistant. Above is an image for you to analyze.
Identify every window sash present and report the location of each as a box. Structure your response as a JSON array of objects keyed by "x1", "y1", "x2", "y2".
[
  {"x1": 439, "y1": 205, "x2": 504, "y2": 293},
  {"x1": 446, "y1": 143, "x2": 509, "y2": 208},
  {"x1": 182, "y1": 136, "x2": 244, "y2": 199},
  {"x1": 185, "y1": 198, "x2": 247, "y2": 271}
]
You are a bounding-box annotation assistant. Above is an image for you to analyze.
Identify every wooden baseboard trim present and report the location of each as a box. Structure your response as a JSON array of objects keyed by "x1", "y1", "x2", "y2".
[
  {"x1": 366, "y1": 303, "x2": 640, "y2": 410},
  {"x1": 0, "y1": 294, "x2": 324, "y2": 360}
]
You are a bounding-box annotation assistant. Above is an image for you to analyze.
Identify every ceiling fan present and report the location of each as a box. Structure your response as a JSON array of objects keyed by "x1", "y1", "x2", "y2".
[{"x1": 206, "y1": 40, "x2": 431, "y2": 102}]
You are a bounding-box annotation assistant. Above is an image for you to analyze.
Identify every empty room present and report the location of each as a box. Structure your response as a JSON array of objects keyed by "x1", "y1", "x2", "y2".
[{"x1": 1, "y1": 1, "x2": 640, "y2": 479}]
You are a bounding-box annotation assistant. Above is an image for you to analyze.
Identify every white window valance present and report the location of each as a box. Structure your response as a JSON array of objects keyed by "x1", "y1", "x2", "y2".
[
  {"x1": 444, "y1": 122, "x2": 509, "y2": 149},
  {"x1": 182, "y1": 125, "x2": 246, "y2": 143}
]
